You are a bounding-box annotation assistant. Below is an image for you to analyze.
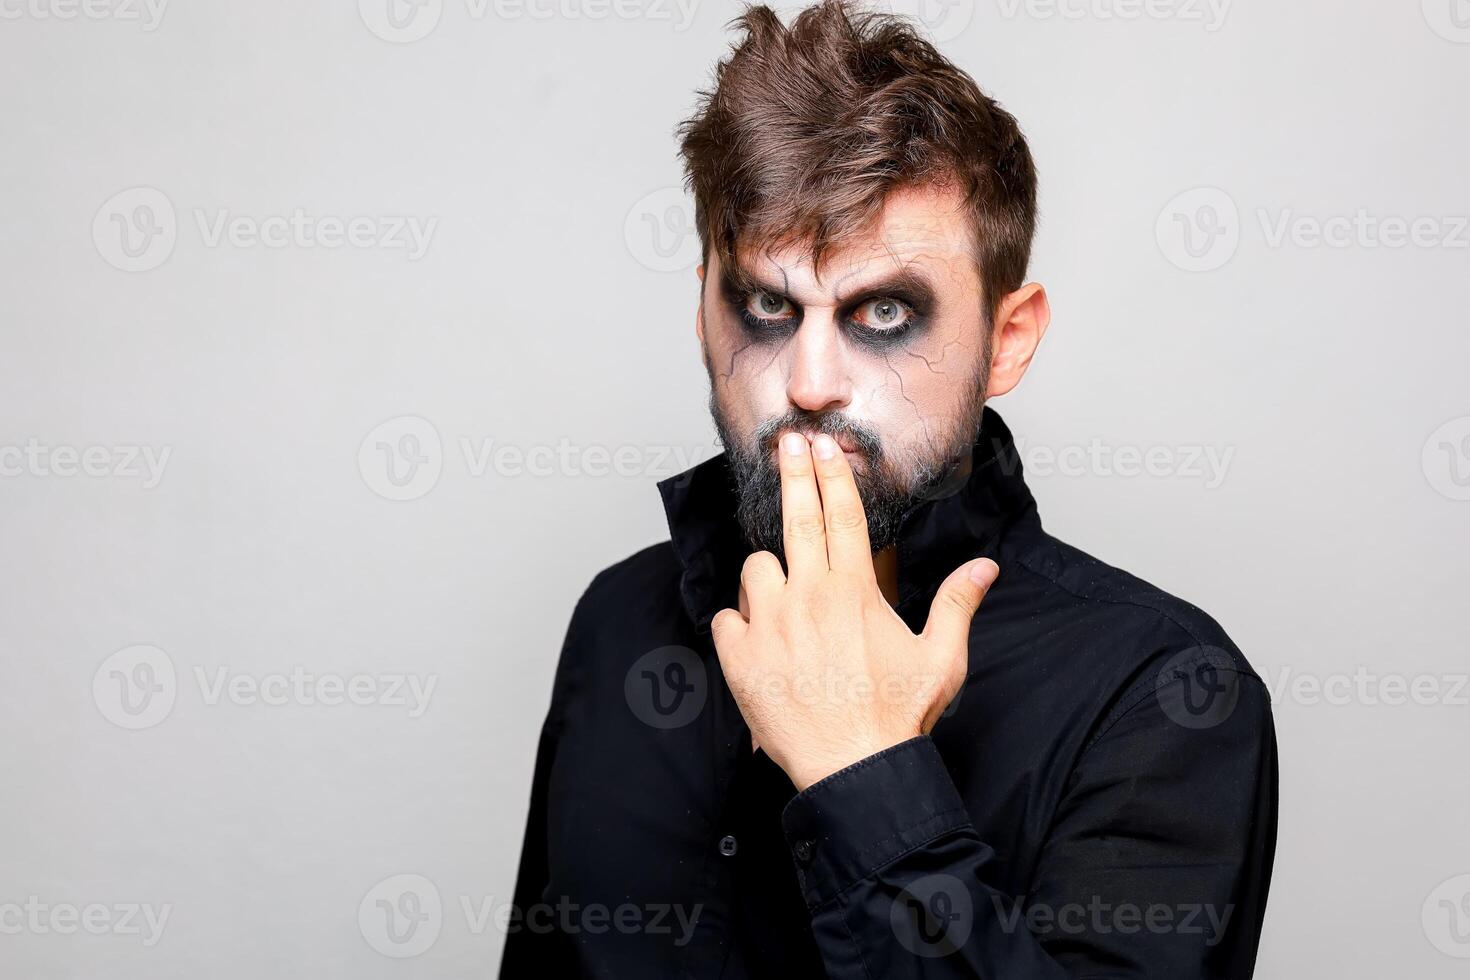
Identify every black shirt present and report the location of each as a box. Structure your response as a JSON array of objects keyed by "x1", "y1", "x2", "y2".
[{"x1": 501, "y1": 407, "x2": 1277, "y2": 979}]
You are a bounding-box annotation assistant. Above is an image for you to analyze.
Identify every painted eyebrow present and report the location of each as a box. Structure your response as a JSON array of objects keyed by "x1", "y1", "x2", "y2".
[{"x1": 721, "y1": 262, "x2": 937, "y2": 309}]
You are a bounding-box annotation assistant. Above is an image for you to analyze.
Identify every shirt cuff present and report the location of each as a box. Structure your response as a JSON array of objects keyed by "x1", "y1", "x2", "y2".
[{"x1": 779, "y1": 735, "x2": 972, "y2": 909}]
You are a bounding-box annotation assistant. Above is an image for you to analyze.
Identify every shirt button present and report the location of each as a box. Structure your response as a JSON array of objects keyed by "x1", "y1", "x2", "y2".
[
  {"x1": 793, "y1": 839, "x2": 814, "y2": 863},
  {"x1": 718, "y1": 835, "x2": 739, "y2": 857}
]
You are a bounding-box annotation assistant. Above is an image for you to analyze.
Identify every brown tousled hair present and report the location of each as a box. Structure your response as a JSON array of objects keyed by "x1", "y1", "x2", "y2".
[{"x1": 676, "y1": 0, "x2": 1037, "y2": 322}]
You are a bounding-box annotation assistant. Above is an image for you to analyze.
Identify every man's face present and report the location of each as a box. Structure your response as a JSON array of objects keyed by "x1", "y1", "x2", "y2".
[{"x1": 697, "y1": 182, "x2": 991, "y2": 558}]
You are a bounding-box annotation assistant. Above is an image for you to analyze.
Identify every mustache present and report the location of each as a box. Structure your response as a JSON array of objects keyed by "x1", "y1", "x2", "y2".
[{"x1": 750, "y1": 409, "x2": 885, "y2": 462}]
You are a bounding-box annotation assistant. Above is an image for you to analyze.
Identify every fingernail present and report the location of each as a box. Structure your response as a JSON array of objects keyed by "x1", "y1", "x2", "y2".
[
  {"x1": 781, "y1": 432, "x2": 806, "y2": 456},
  {"x1": 969, "y1": 558, "x2": 999, "y2": 586},
  {"x1": 813, "y1": 434, "x2": 838, "y2": 460}
]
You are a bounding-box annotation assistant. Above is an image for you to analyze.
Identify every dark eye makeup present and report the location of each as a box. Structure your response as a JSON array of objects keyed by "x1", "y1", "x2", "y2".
[{"x1": 717, "y1": 272, "x2": 933, "y2": 350}]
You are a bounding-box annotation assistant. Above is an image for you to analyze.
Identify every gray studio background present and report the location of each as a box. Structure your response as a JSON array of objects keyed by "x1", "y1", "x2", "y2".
[{"x1": 2, "y1": 0, "x2": 1467, "y2": 976}]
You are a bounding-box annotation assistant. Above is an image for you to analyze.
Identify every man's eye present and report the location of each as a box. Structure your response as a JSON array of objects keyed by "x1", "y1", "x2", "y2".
[
  {"x1": 745, "y1": 291, "x2": 794, "y2": 321},
  {"x1": 852, "y1": 297, "x2": 913, "y2": 331}
]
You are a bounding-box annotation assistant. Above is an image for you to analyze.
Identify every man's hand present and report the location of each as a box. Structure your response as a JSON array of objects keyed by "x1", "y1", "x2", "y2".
[{"x1": 711, "y1": 431, "x2": 999, "y2": 792}]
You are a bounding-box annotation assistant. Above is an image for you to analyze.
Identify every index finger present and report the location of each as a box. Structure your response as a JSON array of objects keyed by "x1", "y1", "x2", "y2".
[
  {"x1": 809, "y1": 433, "x2": 873, "y2": 577},
  {"x1": 778, "y1": 431, "x2": 827, "y2": 578}
]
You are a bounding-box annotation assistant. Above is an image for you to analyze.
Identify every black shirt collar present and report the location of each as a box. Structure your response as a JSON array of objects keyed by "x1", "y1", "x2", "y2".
[{"x1": 656, "y1": 406, "x2": 1038, "y2": 631}]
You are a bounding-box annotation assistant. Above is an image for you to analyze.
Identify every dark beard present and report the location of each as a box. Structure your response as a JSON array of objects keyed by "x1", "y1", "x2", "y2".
[{"x1": 707, "y1": 375, "x2": 987, "y2": 561}]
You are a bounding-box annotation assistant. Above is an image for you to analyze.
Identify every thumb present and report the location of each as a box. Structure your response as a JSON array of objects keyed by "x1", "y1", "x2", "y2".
[{"x1": 923, "y1": 557, "x2": 999, "y2": 648}]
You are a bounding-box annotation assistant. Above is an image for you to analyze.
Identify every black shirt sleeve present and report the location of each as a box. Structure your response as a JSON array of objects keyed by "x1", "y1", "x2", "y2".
[
  {"x1": 779, "y1": 662, "x2": 1278, "y2": 978},
  {"x1": 499, "y1": 701, "x2": 577, "y2": 976},
  {"x1": 499, "y1": 588, "x2": 596, "y2": 978}
]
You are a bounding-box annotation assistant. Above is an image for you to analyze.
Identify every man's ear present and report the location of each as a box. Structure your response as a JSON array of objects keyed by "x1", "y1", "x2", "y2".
[
  {"x1": 695, "y1": 263, "x2": 707, "y2": 347},
  {"x1": 986, "y1": 282, "x2": 1050, "y2": 398}
]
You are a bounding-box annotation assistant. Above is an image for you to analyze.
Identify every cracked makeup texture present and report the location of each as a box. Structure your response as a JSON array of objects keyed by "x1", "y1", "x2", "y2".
[{"x1": 696, "y1": 189, "x2": 992, "y2": 556}]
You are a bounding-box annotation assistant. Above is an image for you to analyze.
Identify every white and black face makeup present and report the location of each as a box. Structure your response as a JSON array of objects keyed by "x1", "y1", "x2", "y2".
[{"x1": 699, "y1": 183, "x2": 991, "y2": 558}]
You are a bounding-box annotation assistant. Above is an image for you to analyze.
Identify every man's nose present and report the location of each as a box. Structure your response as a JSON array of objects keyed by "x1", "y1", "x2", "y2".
[{"x1": 785, "y1": 318, "x2": 852, "y2": 413}]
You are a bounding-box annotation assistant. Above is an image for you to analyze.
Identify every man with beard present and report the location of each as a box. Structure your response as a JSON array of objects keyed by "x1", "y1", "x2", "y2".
[{"x1": 501, "y1": 3, "x2": 1276, "y2": 978}]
